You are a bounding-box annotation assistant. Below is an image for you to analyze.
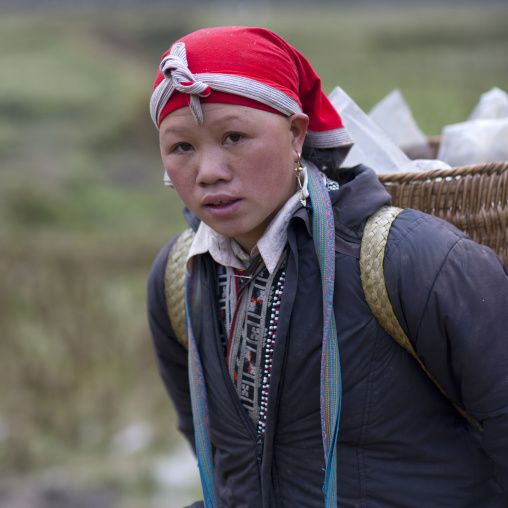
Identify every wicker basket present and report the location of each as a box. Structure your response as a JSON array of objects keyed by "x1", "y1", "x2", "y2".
[{"x1": 378, "y1": 161, "x2": 508, "y2": 265}]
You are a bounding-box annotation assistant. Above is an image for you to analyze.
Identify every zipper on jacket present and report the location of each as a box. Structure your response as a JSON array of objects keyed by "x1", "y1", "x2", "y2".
[{"x1": 256, "y1": 434, "x2": 264, "y2": 466}]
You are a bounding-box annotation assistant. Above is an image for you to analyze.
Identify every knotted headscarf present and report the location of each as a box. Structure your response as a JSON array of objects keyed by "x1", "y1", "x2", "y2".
[{"x1": 150, "y1": 26, "x2": 353, "y2": 150}]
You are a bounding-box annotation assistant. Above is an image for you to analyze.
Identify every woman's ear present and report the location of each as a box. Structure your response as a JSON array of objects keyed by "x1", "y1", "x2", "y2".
[{"x1": 288, "y1": 113, "x2": 309, "y2": 153}]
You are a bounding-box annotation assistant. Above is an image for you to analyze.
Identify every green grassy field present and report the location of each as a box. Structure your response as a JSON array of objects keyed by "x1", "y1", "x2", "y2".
[{"x1": 1, "y1": 3, "x2": 507, "y2": 505}]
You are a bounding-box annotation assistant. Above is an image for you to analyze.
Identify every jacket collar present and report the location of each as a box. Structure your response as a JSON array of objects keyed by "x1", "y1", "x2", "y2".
[{"x1": 330, "y1": 164, "x2": 392, "y2": 238}]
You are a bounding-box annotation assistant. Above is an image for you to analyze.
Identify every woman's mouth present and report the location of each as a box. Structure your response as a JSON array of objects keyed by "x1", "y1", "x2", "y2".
[
  {"x1": 209, "y1": 200, "x2": 236, "y2": 207},
  {"x1": 203, "y1": 198, "x2": 243, "y2": 216}
]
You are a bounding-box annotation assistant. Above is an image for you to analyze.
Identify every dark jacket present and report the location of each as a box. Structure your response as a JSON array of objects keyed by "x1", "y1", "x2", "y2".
[{"x1": 147, "y1": 165, "x2": 508, "y2": 507}]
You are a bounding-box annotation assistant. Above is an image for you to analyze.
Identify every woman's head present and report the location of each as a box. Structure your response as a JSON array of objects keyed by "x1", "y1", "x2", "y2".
[
  {"x1": 151, "y1": 27, "x2": 353, "y2": 250},
  {"x1": 150, "y1": 27, "x2": 353, "y2": 155}
]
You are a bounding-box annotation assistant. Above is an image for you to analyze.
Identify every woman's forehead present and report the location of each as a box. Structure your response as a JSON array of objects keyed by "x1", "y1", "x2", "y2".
[{"x1": 160, "y1": 103, "x2": 288, "y2": 133}]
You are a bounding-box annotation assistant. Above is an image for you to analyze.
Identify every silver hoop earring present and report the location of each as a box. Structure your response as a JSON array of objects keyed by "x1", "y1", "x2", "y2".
[{"x1": 294, "y1": 153, "x2": 306, "y2": 206}]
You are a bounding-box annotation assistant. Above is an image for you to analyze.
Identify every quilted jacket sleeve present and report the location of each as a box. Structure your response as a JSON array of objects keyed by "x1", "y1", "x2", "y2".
[
  {"x1": 147, "y1": 237, "x2": 196, "y2": 452},
  {"x1": 384, "y1": 209, "x2": 508, "y2": 494}
]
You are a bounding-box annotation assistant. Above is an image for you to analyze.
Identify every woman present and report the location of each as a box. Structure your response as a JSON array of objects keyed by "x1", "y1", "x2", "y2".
[{"x1": 147, "y1": 27, "x2": 508, "y2": 508}]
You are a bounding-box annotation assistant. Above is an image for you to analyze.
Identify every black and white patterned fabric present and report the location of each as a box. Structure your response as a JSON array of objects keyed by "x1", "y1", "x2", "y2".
[{"x1": 217, "y1": 253, "x2": 287, "y2": 434}]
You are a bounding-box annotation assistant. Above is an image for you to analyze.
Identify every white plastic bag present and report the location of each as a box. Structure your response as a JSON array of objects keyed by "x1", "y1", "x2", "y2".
[
  {"x1": 368, "y1": 89, "x2": 434, "y2": 159},
  {"x1": 438, "y1": 118, "x2": 508, "y2": 166},
  {"x1": 413, "y1": 159, "x2": 451, "y2": 171},
  {"x1": 469, "y1": 87, "x2": 508, "y2": 120},
  {"x1": 328, "y1": 87, "x2": 420, "y2": 174}
]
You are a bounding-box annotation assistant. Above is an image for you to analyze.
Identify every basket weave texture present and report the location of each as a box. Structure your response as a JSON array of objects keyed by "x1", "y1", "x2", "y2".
[
  {"x1": 164, "y1": 228, "x2": 195, "y2": 348},
  {"x1": 378, "y1": 161, "x2": 508, "y2": 265}
]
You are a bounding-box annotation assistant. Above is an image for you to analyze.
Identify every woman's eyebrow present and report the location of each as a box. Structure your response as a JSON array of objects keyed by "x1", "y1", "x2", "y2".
[
  {"x1": 207, "y1": 113, "x2": 249, "y2": 126},
  {"x1": 161, "y1": 113, "x2": 244, "y2": 134},
  {"x1": 160, "y1": 112, "x2": 252, "y2": 137},
  {"x1": 215, "y1": 113, "x2": 244, "y2": 122},
  {"x1": 160, "y1": 125, "x2": 191, "y2": 137}
]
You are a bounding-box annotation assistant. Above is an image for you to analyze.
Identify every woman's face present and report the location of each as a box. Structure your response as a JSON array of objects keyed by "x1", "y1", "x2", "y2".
[{"x1": 159, "y1": 103, "x2": 308, "y2": 252}]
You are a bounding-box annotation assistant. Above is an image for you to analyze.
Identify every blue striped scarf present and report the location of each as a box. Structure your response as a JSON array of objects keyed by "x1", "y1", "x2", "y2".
[{"x1": 184, "y1": 161, "x2": 342, "y2": 507}]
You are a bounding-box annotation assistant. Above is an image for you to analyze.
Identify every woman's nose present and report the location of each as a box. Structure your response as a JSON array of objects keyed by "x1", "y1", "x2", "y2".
[{"x1": 196, "y1": 150, "x2": 232, "y2": 186}]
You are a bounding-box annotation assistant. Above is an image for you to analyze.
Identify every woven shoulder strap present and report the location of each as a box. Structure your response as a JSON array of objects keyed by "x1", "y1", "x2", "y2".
[
  {"x1": 164, "y1": 228, "x2": 195, "y2": 349},
  {"x1": 359, "y1": 206, "x2": 482, "y2": 433}
]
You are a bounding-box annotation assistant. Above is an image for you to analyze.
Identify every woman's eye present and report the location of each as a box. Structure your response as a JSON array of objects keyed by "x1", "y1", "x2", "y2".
[
  {"x1": 224, "y1": 133, "x2": 243, "y2": 144},
  {"x1": 172, "y1": 142, "x2": 193, "y2": 153}
]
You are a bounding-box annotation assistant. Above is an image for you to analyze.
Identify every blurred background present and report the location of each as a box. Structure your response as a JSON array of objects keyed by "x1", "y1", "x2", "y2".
[{"x1": 1, "y1": 0, "x2": 507, "y2": 506}]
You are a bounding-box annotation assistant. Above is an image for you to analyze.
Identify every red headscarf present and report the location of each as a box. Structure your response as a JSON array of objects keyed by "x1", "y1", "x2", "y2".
[{"x1": 150, "y1": 26, "x2": 353, "y2": 150}]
